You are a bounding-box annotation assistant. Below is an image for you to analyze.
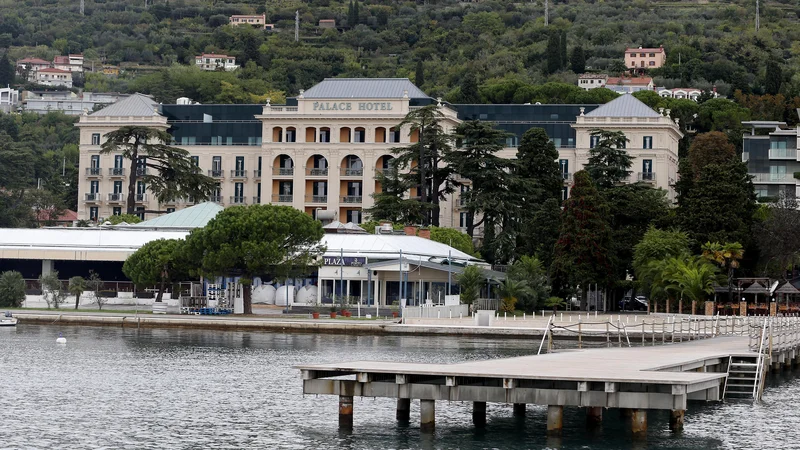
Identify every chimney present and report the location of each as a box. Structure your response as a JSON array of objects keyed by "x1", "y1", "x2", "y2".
[
  {"x1": 404, "y1": 226, "x2": 418, "y2": 236},
  {"x1": 418, "y1": 228, "x2": 431, "y2": 240}
]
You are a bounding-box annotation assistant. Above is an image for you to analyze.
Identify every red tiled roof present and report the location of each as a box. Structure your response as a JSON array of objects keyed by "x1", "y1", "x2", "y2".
[
  {"x1": 607, "y1": 77, "x2": 653, "y2": 86},
  {"x1": 38, "y1": 68, "x2": 71, "y2": 74},
  {"x1": 625, "y1": 47, "x2": 664, "y2": 53},
  {"x1": 196, "y1": 53, "x2": 232, "y2": 58},
  {"x1": 35, "y1": 209, "x2": 77, "y2": 223}
]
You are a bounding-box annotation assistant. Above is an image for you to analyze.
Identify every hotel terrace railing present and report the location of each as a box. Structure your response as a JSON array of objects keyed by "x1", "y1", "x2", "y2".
[
  {"x1": 135, "y1": 193, "x2": 148, "y2": 203},
  {"x1": 272, "y1": 194, "x2": 293, "y2": 203},
  {"x1": 253, "y1": 169, "x2": 261, "y2": 178},
  {"x1": 562, "y1": 172, "x2": 573, "y2": 182},
  {"x1": 751, "y1": 173, "x2": 792, "y2": 183},
  {"x1": 306, "y1": 167, "x2": 329, "y2": 176},
  {"x1": 229, "y1": 196, "x2": 247, "y2": 205},
  {"x1": 208, "y1": 169, "x2": 224, "y2": 178},
  {"x1": 253, "y1": 196, "x2": 261, "y2": 204},
  {"x1": 637, "y1": 172, "x2": 656, "y2": 183},
  {"x1": 305, "y1": 195, "x2": 328, "y2": 203},
  {"x1": 341, "y1": 195, "x2": 363, "y2": 204},
  {"x1": 107, "y1": 193, "x2": 124, "y2": 202},
  {"x1": 273, "y1": 167, "x2": 294, "y2": 176},
  {"x1": 84, "y1": 192, "x2": 101, "y2": 202},
  {"x1": 341, "y1": 167, "x2": 364, "y2": 177},
  {"x1": 230, "y1": 170, "x2": 248, "y2": 179},
  {"x1": 769, "y1": 148, "x2": 797, "y2": 160},
  {"x1": 86, "y1": 167, "x2": 102, "y2": 177},
  {"x1": 109, "y1": 168, "x2": 125, "y2": 176}
]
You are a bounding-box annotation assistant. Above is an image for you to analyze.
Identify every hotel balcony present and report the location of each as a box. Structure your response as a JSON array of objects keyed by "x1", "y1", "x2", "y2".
[
  {"x1": 229, "y1": 196, "x2": 247, "y2": 205},
  {"x1": 637, "y1": 172, "x2": 656, "y2": 183},
  {"x1": 768, "y1": 148, "x2": 797, "y2": 160},
  {"x1": 86, "y1": 167, "x2": 102, "y2": 177},
  {"x1": 210, "y1": 195, "x2": 223, "y2": 204},
  {"x1": 252, "y1": 196, "x2": 261, "y2": 204},
  {"x1": 562, "y1": 172, "x2": 573, "y2": 182},
  {"x1": 341, "y1": 195, "x2": 363, "y2": 204},
  {"x1": 273, "y1": 167, "x2": 294, "y2": 177},
  {"x1": 136, "y1": 167, "x2": 148, "y2": 176},
  {"x1": 272, "y1": 194, "x2": 293, "y2": 203},
  {"x1": 253, "y1": 169, "x2": 261, "y2": 179},
  {"x1": 306, "y1": 167, "x2": 329, "y2": 177},
  {"x1": 751, "y1": 173, "x2": 792, "y2": 184},
  {"x1": 231, "y1": 170, "x2": 248, "y2": 179},
  {"x1": 341, "y1": 167, "x2": 364, "y2": 178},
  {"x1": 305, "y1": 195, "x2": 327, "y2": 204},
  {"x1": 135, "y1": 193, "x2": 148, "y2": 203},
  {"x1": 109, "y1": 167, "x2": 125, "y2": 177},
  {"x1": 208, "y1": 169, "x2": 224, "y2": 179},
  {"x1": 84, "y1": 192, "x2": 101, "y2": 202},
  {"x1": 107, "y1": 193, "x2": 124, "y2": 203}
]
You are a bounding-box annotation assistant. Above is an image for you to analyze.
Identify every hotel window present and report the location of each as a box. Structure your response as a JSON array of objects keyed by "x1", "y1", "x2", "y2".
[
  {"x1": 248, "y1": 137, "x2": 262, "y2": 145},
  {"x1": 286, "y1": 128, "x2": 296, "y2": 143},
  {"x1": 137, "y1": 180, "x2": 146, "y2": 198},
  {"x1": 235, "y1": 156, "x2": 245, "y2": 176},
  {"x1": 640, "y1": 53, "x2": 646, "y2": 57},
  {"x1": 89, "y1": 207, "x2": 98, "y2": 221},
  {"x1": 642, "y1": 159, "x2": 653, "y2": 181},
  {"x1": 90, "y1": 155, "x2": 100, "y2": 169},
  {"x1": 212, "y1": 156, "x2": 222, "y2": 174},
  {"x1": 191, "y1": 156, "x2": 199, "y2": 166},
  {"x1": 136, "y1": 206, "x2": 145, "y2": 221},
  {"x1": 770, "y1": 165, "x2": 787, "y2": 181},
  {"x1": 91, "y1": 133, "x2": 100, "y2": 145},
  {"x1": 112, "y1": 207, "x2": 121, "y2": 216},
  {"x1": 649, "y1": 53, "x2": 655, "y2": 57},
  {"x1": 113, "y1": 181, "x2": 123, "y2": 194},
  {"x1": 180, "y1": 137, "x2": 196, "y2": 145},
  {"x1": 353, "y1": 128, "x2": 366, "y2": 143},
  {"x1": 559, "y1": 159, "x2": 569, "y2": 177},
  {"x1": 562, "y1": 187, "x2": 568, "y2": 202},
  {"x1": 346, "y1": 209, "x2": 362, "y2": 224},
  {"x1": 643, "y1": 136, "x2": 653, "y2": 149},
  {"x1": 278, "y1": 181, "x2": 292, "y2": 196},
  {"x1": 319, "y1": 128, "x2": 330, "y2": 143},
  {"x1": 347, "y1": 181, "x2": 362, "y2": 197},
  {"x1": 114, "y1": 155, "x2": 123, "y2": 170},
  {"x1": 630, "y1": 53, "x2": 636, "y2": 57},
  {"x1": 166, "y1": 208, "x2": 176, "y2": 213},
  {"x1": 234, "y1": 182, "x2": 245, "y2": 202},
  {"x1": 389, "y1": 128, "x2": 401, "y2": 143},
  {"x1": 649, "y1": 61, "x2": 655, "y2": 66},
  {"x1": 590, "y1": 135, "x2": 600, "y2": 148},
  {"x1": 459, "y1": 212, "x2": 468, "y2": 228},
  {"x1": 90, "y1": 180, "x2": 99, "y2": 194}
]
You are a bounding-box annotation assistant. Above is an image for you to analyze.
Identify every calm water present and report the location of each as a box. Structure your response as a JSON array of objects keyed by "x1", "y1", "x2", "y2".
[{"x1": 1, "y1": 325, "x2": 798, "y2": 450}]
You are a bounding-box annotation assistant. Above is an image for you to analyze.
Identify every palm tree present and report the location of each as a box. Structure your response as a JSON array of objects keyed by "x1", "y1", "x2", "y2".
[
  {"x1": 664, "y1": 257, "x2": 721, "y2": 311},
  {"x1": 507, "y1": 255, "x2": 550, "y2": 311},
  {"x1": 496, "y1": 278, "x2": 533, "y2": 313},
  {"x1": 544, "y1": 296, "x2": 568, "y2": 314},
  {"x1": 701, "y1": 242, "x2": 744, "y2": 305},
  {"x1": 455, "y1": 265, "x2": 485, "y2": 306}
]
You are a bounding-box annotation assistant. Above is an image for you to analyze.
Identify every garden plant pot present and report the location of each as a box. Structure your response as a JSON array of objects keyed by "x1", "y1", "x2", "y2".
[
  {"x1": 312, "y1": 312, "x2": 320, "y2": 319},
  {"x1": 330, "y1": 312, "x2": 337, "y2": 319},
  {"x1": 392, "y1": 312, "x2": 399, "y2": 318}
]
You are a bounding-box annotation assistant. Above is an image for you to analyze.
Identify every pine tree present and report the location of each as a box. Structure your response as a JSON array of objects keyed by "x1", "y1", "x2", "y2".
[
  {"x1": 551, "y1": 171, "x2": 613, "y2": 308},
  {"x1": 353, "y1": 0, "x2": 360, "y2": 26},
  {"x1": 570, "y1": 46, "x2": 585, "y2": 74},
  {"x1": 0, "y1": 52, "x2": 13, "y2": 87},
  {"x1": 415, "y1": 60, "x2": 424, "y2": 87},
  {"x1": 584, "y1": 130, "x2": 632, "y2": 188},
  {"x1": 347, "y1": 1, "x2": 355, "y2": 28}
]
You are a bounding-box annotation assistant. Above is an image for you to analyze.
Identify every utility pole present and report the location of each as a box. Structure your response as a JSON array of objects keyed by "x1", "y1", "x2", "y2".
[
  {"x1": 295, "y1": 10, "x2": 299, "y2": 42},
  {"x1": 80, "y1": 0, "x2": 84, "y2": 16},
  {"x1": 755, "y1": 0, "x2": 760, "y2": 31},
  {"x1": 545, "y1": 0, "x2": 549, "y2": 26}
]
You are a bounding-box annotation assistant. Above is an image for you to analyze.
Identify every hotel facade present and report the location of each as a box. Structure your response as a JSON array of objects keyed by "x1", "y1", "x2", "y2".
[{"x1": 76, "y1": 79, "x2": 680, "y2": 227}]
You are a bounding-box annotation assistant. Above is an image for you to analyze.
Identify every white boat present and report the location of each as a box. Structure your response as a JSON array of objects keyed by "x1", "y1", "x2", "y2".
[{"x1": 1, "y1": 312, "x2": 17, "y2": 327}]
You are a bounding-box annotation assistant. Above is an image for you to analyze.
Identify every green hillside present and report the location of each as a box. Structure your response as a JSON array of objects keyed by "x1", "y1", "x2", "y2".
[{"x1": 1, "y1": 0, "x2": 798, "y2": 102}]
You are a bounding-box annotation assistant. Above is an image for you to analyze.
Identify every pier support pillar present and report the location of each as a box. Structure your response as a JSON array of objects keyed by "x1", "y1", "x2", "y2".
[
  {"x1": 739, "y1": 301, "x2": 747, "y2": 317},
  {"x1": 546, "y1": 405, "x2": 563, "y2": 436},
  {"x1": 513, "y1": 403, "x2": 526, "y2": 417},
  {"x1": 338, "y1": 395, "x2": 354, "y2": 429},
  {"x1": 631, "y1": 409, "x2": 647, "y2": 436},
  {"x1": 666, "y1": 299, "x2": 671, "y2": 314},
  {"x1": 586, "y1": 407, "x2": 603, "y2": 426},
  {"x1": 420, "y1": 400, "x2": 435, "y2": 432},
  {"x1": 669, "y1": 410, "x2": 684, "y2": 432},
  {"x1": 472, "y1": 401, "x2": 487, "y2": 428},
  {"x1": 396, "y1": 398, "x2": 410, "y2": 422},
  {"x1": 704, "y1": 301, "x2": 714, "y2": 316}
]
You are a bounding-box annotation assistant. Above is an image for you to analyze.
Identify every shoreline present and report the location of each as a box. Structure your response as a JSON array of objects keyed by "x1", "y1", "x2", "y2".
[{"x1": 12, "y1": 311, "x2": 557, "y2": 339}]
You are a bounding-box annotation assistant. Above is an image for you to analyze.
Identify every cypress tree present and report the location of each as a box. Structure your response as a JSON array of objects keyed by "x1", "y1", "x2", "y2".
[
  {"x1": 459, "y1": 71, "x2": 479, "y2": 103},
  {"x1": 546, "y1": 32, "x2": 561, "y2": 74},
  {"x1": 347, "y1": 1, "x2": 355, "y2": 27},
  {"x1": 570, "y1": 46, "x2": 585, "y2": 73},
  {"x1": 765, "y1": 60, "x2": 782, "y2": 95},
  {"x1": 560, "y1": 31, "x2": 568, "y2": 70},
  {"x1": 353, "y1": 1, "x2": 360, "y2": 26},
  {"x1": 415, "y1": 60, "x2": 424, "y2": 87},
  {"x1": 0, "y1": 52, "x2": 13, "y2": 87}
]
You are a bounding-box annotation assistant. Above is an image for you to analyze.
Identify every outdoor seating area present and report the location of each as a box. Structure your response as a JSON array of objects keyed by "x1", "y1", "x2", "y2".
[{"x1": 714, "y1": 278, "x2": 800, "y2": 316}]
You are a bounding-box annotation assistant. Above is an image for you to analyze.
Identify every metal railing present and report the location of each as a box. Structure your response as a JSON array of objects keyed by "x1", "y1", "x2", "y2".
[
  {"x1": 272, "y1": 194, "x2": 293, "y2": 203},
  {"x1": 305, "y1": 195, "x2": 327, "y2": 203},
  {"x1": 107, "y1": 193, "x2": 124, "y2": 202},
  {"x1": 136, "y1": 168, "x2": 148, "y2": 176},
  {"x1": 473, "y1": 298, "x2": 499, "y2": 311},
  {"x1": 84, "y1": 192, "x2": 101, "y2": 201},
  {"x1": 637, "y1": 172, "x2": 656, "y2": 182},
  {"x1": 252, "y1": 196, "x2": 261, "y2": 204},
  {"x1": 208, "y1": 169, "x2": 224, "y2": 178},
  {"x1": 342, "y1": 195, "x2": 362, "y2": 204},
  {"x1": 253, "y1": 169, "x2": 261, "y2": 178},
  {"x1": 135, "y1": 193, "x2": 147, "y2": 202},
  {"x1": 307, "y1": 167, "x2": 329, "y2": 176},
  {"x1": 86, "y1": 167, "x2": 102, "y2": 176},
  {"x1": 769, "y1": 148, "x2": 797, "y2": 159},
  {"x1": 109, "y1": 167, "x2": 125, "y2": 176},
  {"x1": 562, "y1": 172, "x2": 573, "y2": 182},
  {"x1": 273, "y1": 167, "x2": 294, "y2": 176},
  {"x1": 751, "y1": 173, "x2": 791, "y2": 183},
  {"x1": 210, "y1": 195, "x2": 222, "y2": 204},
  {"x1": 229, "y1": 196, "x2": 246, "y2": 205},
  {"x1": 341, "y1": 168, "x2": 364, "y2": 177}
]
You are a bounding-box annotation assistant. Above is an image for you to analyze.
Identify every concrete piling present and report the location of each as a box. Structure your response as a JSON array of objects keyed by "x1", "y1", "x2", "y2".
[
  {"x1": 586, "y1": 407, "x2": 603, "y2": 426},
  {"x1": 338, "y1": 395, "x2": 354, "y2": 429},
  {"x1": 546, "y1": 405, "x2": 563, "y2": 436},
  {"x1": 472, "y1": 401, "x2": 487, "y2": 428},
  {"x1": 631, "y1": 409, "x2": 647, "y2": 436},
  {"x1": 669, "y1": 410, "x2": 684, "y2": 432},
  {"x1": 513, "y1": 403, "x2": 526, "y2": 417},
  {"x1": 420, "y1": 400, "x2": 435, "y2": 432},
  {"x1": 396, "y1": 398, "x2": 410, "y2": 421}
]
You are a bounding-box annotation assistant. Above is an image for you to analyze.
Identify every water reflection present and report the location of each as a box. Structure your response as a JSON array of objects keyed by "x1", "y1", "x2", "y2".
[{"x1": 1, "y1": 325, "x2": 798, "y2": 449}]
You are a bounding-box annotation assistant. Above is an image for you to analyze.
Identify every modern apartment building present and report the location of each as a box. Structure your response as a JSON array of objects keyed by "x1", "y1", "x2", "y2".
[
  {"x1": 75, "y1": 79, "x2": 680, "y2": 224},
  {"x1": 625, "y1": 46, "x2": 666, "y2": 71},
  {"x1": 53, "y1": 54, "x2": 84, "y2": 73},
  {"x1": 22, "y1": 91, "x2": 129, "y2": 115},
  {"x1": 33, "y1": 68, "x2": 73, "y2": 88},
  {"x1": 229, "y1": 14, "x2": 273, "y2": 30},
  {"x1": 194, "y1": 53, "x2": 238, "y2": 71},
  {"x1": 742, "y1": 121, "x2": 799, "y2": 201},
  {"x1": 578, "y1": 74, "x2": 608, "y2": 90}
]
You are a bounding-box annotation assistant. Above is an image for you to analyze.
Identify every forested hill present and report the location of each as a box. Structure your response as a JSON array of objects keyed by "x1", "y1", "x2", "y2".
[{"x1": 1, "y1": 0, "x2": 798, "y2": 103}]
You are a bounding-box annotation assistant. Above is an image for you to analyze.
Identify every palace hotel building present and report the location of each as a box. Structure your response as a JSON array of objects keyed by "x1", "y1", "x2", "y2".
[{"x1": 75, "y1": 78, "x2": 682, "y2": 229}]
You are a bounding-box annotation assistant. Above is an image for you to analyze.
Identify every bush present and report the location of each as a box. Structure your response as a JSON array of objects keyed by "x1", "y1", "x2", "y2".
[{"x1": 0, "y1": 271, "x2": 26, "y2": 307}]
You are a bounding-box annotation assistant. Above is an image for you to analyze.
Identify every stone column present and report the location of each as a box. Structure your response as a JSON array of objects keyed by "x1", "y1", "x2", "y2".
[
  {"x1": 338, "y1": 395, "x2": 354, "y2": 429},
  {"x1": 586, "y1": 407, "x2": 603, "y2": 426},
  {"x1": 546, "y1": 405, "x2": 563, "y2": 436},
  {"x1": 396, "y1": 398, "x2": 410, "y2": 421},
  {"x1": 472, "y1": 401, "x2": 486, "y2": 428},
  {"x1": 669, "y1": 410, "x2": 684, "y2": 432},
  {"x1": 513, "y1": 403, "x2": 526, "y2": 417},
  {"x1": 631, "y1": 409, "x2": 647, "y2": 436},
  {"x1": 739, "y1": 301, "x2": 747, "y2": 317},
  {"x1": 420, "y1": 399, "x2": 435, "y2": 432},
  {"x1": 770, "y1": 302, "x2": 777, "y2": 317},
  {"x1": 704, "y1": 301, "x2": 714, "y2": 316}
]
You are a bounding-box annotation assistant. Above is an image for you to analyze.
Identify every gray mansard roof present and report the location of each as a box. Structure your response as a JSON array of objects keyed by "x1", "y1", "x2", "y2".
[
  {"x1": 585, "y1": 93, "x2": 662, "y2": 118},
  {"x1": 302, "y1": 78, "x2": 429, "y2": 99},
  {"x1": 90, "y1": 93, "x2": 159, "y2": 117}
]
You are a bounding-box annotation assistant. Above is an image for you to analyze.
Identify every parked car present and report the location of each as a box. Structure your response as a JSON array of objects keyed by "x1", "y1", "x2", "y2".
[{"x1": 619, "y1": 296, "x2": 648, "y2": 311}]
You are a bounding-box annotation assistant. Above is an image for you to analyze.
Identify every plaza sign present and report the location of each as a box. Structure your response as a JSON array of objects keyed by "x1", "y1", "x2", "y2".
[{"x1": 323, "y1": 256, "x2": 367, "y2": 267}]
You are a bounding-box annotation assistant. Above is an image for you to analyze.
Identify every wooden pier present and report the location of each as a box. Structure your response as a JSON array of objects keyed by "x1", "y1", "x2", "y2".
[{"x1": 297, "y1": 316, "x2": 800, "y2": 435}]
